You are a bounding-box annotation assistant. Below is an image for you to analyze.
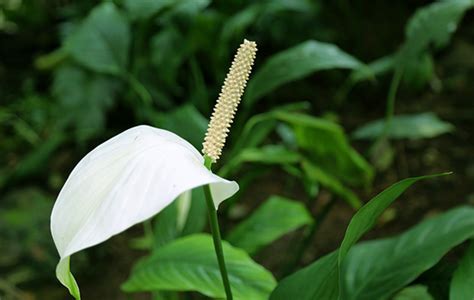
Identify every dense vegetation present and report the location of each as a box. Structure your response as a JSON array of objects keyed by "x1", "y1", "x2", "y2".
[{"x1": 1, "y1": 0, "x2": 473, "y2": 299}]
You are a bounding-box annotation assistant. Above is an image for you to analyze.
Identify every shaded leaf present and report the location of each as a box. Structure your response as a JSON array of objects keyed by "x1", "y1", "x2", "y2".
[
  {"x1": 245, "y1": 40, "x2": 363, "y2": 108},
  {"x1": 270, "y1": 251, "x2": 339, "y2": 300},
  {"x1": 393, "y1": 285, "x2": 434, "y2": 300},
  {"x1": 122, "y1": 234, "x2": 276, "y2": 300},
  {"x1": 301, "y1": 160, "x2": 361, "y2": 209},
  {"x1": 123, "y1": 0, "x2": 173, "y2": 20},
  {"x1": 220, "y1": 145, "x2": 300, "y2": 177},
  {"x1": 227, "y1": 196, "x2": 312, "y2": 254},
  {"x1": 53, "y1": 64, "x2": 118, "y2": 140},
  {"x1": 276, "y1": 112, "x2": 373, "y2": 187},
  {"x1": 450, "y1": 241, "x2": 474, "y2": 300},
  {"x1": 353, "y1": 112, "x2": 454, "y2": 140},
  {"x1": 154, "y1": 104, "x2": 207, "y2": 149},
  {"x1": 400, "y1": 0, "x2": 474, "y2": 62},
  {"x1": 65, "y1": 3, "x2": 130, "y2": 75}
]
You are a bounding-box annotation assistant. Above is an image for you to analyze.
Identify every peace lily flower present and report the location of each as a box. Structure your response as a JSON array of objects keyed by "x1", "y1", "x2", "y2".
[{"x1": 51, "y1": 40, "x2": 257, "y2": 299}]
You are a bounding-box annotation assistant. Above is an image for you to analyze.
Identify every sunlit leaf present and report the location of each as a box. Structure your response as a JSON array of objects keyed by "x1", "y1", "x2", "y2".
[
  {"x1": 122, "y1": 234, "x2": 276, "y2": 300},
  {"x1": 227, "y1": 196, "x2": 312, "y2": 254},
  {"x1": 352, "y1": 112, "x2": 454, "y2": 140}
]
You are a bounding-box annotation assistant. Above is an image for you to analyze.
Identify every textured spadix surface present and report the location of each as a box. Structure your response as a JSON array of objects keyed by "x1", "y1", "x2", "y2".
[{"x1": 50, "y1": 125, "x2": 239, "y2": 299}]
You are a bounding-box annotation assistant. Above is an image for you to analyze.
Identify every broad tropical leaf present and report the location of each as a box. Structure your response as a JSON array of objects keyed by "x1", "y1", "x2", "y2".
[{"x1": 122, "y1": 234, "x2": 276, "y2": 300}]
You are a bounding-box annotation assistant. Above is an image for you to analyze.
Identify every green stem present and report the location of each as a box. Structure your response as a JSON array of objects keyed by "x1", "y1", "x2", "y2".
[
  {"x1": 203, "y1": 156, "x2": 233, "y2": 300},
  {"x1": 127, "y1": 74, "x2": 152, "y2": 105},
  {"x1": 383, "y1": 67, "x2": 403, "y2": 138}
]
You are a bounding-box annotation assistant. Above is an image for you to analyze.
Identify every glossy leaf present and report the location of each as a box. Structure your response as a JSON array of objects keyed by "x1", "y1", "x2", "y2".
[
  {"x1": 227, "y1": 196, "x2": 312, "y2": 254},
  {"x1": 122, "y1": 234, "x2": 276, "y2": 300},
  {"x1": 65, "y1": 3, "x2": 130, "y2": 75},
  {"x1": 338, "y1": 174, "x2": 449, "y2": 264},
  {"x1": 341, "y1": 206, "x2": 474, "y2": 299},
  {"x1": 270, "y1": 174, "x2": 449, "y2": 300},
  {"x1": 245, "y1": 40, "x2": 363, "y2": 108},
  {"x1": 450, "y1": 241, "x2": 474, "y2": 300},
  {"x1": 353, "y1": 112, "x2": 454, "y2": 140}
]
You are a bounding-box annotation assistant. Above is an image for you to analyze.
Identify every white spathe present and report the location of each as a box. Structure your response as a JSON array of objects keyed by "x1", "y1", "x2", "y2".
[{"x1": 50, "y1": 125, "x2": 239, "y2": 299}]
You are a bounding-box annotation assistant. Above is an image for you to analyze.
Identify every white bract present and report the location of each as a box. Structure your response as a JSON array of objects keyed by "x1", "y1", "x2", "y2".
[{"x1": 50, "y1": 125, "x2": 239, "y2": 299}]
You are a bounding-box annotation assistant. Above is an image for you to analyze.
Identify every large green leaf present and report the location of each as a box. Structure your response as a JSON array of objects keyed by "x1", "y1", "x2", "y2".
[
  {"x1": 227, "y1": 196, "x2": 312, "y2": 254},
  {"x1": 341, "y1": 206, "x2": 474, "y2": 300},
  {"x1": 270, "y1": 174, "x2": 448, "y2": 300},
  {"x1": 244, "y1": 40, "x2": 363, "y2": 108},
  {"x1": 352, "y1": 112, "x2": 454, "y2": 140},
  {"x1": 275, "y1": 112, "x2": 373, "y2": 187},
  {"x1": 122, "y1": 234, "x2": 276, "y2": 300},
  {"x1": 450, "y1": 241, "x2": 474, "y2": 300},
  {"x1": 65, "y1": 3, "x2": 130, "y2": 75}
]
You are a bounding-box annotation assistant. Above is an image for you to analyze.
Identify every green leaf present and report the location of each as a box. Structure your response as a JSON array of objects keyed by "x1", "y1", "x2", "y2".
[
  {"x1": 220, "y1": 145, "x2": 301, "y2": 177},
  {"x1": 393, "y1": 285, "x2": 434, "y2": 300},
  {"x1": 270, "y1": 174, "x2": 449, "y2": 300},
  {"x1": 65, "y1": 3, "x2": 130, "y2": 75},
  {"x1": 341, "y1": 206, "x2": 474, "y2": 300},
  {"x1": 123, "y1": 0, "x2": 173, "y2": 20},
  {"x1": 400, "y1": 0, "x2": 474, "y2": 62},
  {"x1": 338, "y1": 174, "x2": 449, "y2": 265},
  {"x1": 301, "y1": 160, "x2": 361, "y2": 209},
  {"x1": 154, "y1": 104, "x2": 208, "y2": 149},
  {"x1": 53, "y1": 64, "x2": 118, "y2": 140},
  {"x1": 227, "y1": 196, "x2": 312, "y2": 254},
  {"x1": 353, "y1": 112, "x2": 454, "y2": 140},
  {"x1": 270, "y1": 251, "x2": 339, "y2": 300},
  {"x1": 122, "y1": 234, "x2": 276, "y2": 300},
  {"x1": 276, "y1": 112, "x2": 374, "y2": 187},
  {"x1": 450, "y1": 241, "x2": 474, "y2": 300},
  {"x1": 245, "y1": 40, "x2": 364, "y2": 108}
]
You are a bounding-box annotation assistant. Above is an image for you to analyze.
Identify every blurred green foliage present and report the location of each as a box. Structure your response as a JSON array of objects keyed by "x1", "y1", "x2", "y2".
[{"x1": 1, "y1": 0, "x2": 473, "y2": 299}]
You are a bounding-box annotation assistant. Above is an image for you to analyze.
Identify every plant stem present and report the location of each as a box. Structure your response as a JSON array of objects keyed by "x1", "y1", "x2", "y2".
[
  {"x1": 383, "y1": 66, "x2": 403, "y2": 138},
  {"x1": 203, "y1": 157, "x2": 233, "y2": 300}
]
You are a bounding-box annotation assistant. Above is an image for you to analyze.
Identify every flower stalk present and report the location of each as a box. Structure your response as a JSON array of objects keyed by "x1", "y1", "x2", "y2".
[{"x1": 202, "y1": 39, "x2": 257, "y2": 300}]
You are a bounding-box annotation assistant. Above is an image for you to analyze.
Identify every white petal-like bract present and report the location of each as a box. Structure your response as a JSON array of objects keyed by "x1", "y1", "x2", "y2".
[{"x1": 50, "y1": 125, "x2": 239, "y2": 299}]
